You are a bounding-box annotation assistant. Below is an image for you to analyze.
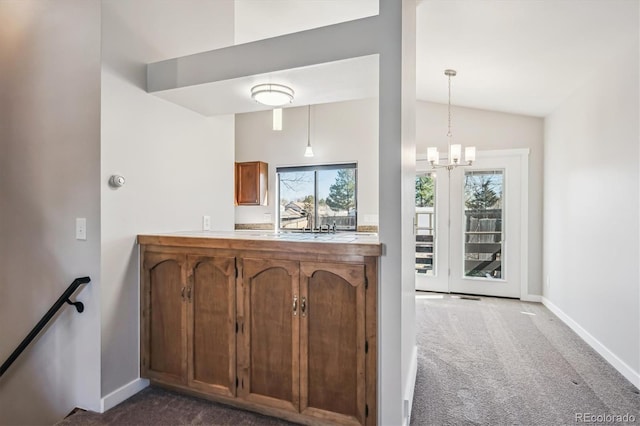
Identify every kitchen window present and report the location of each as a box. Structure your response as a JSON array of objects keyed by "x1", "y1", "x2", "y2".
[{"x1": 277, "y1": 163, "x2": 357, "y2": 231}]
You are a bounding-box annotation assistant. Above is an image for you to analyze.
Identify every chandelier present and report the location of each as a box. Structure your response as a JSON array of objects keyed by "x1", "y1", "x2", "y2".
[{"x1": 427, "y1": 69, "x2": 475, "y2": 170}]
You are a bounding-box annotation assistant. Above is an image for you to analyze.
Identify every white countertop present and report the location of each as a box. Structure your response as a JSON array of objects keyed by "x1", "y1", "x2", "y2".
[{"x1": 138, "y1": 230, "x2": 380, "y2": 245}]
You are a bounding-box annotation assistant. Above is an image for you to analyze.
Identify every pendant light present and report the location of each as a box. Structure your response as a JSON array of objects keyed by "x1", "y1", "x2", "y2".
[
  {"x1": 304, "y1": 105, "x2": 314, "y2": 157},
  {"x1": 273, "y1": 108, "x2": 282, "y2": 131},
  {"x1": 427, "y1": 69, "x2": 476, "y2": 170}
]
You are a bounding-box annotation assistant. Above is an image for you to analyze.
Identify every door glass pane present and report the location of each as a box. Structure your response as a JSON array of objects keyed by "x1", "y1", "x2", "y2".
[
  {"x1": 463, "y1": 170, "x2": 504, "y2": 279},
  {"x1": 415, "y1": 173, "x2": 436, "y2": 276},
  {"x1": 279, "y1": 171, "x2": 314, "y2": 229}
]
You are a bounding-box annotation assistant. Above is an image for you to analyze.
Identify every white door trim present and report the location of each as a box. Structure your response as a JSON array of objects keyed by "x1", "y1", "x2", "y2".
[{"x1": 415, "y1": 149, "x2": 529, "y2": 300}]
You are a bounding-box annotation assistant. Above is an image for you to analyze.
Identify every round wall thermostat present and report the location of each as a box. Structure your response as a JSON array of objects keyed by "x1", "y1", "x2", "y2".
[{"x1": 109, "y1": 175, "x2": 126, "y2": 188}]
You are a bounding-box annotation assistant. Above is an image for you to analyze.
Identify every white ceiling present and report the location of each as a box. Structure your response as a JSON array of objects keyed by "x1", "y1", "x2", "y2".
[
  {"x1": 147, "y1": 0, "x2": 638, "y2": 118},
  {"x1": 154, "y1": 55, "x2": 379, "y2": 115},
  {"x1": 417, "y1": 0, "x2": 639, "y2": 117}
]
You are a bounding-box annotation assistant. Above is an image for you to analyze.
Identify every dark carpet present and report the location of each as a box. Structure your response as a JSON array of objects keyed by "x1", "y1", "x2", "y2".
[
  {"x1": 411, "y1": 293, "x2": 640, "y2": 425},
  {"x1": 57, "y1": 386, "x2": 295, "y2": 425},
  {"x1": 59, "y1": 294, "x2": 640, "y2": 425}
]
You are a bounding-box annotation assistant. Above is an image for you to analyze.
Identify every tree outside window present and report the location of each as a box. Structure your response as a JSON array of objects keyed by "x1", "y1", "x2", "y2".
[{"x1": 278, "y1": 164, "x2": 357, "y2": 231}]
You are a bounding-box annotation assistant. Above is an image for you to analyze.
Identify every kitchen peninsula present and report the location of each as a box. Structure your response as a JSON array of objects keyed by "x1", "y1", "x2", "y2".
[{"x1": 138, "y1": 231, "x2": 381, "y2": 426}]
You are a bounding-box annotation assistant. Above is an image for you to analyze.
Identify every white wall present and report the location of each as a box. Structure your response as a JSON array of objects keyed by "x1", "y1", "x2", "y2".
[
  {"x1": 100, "y1": 0, "x2": 235, "y2": 400},
  {"x1": 0, "y1": 1, "x2": 102, "y2": 424},
  {"x1": 235, "y1": 99, "x2": 379, "y2": 227},
  {"x1": 543, "y1": 39, "x2": 639, "y2": 386},
  {"x1": 417, "y1": 101, "x2": 544, "y2": 296},
  {"x1": 399, "y1": 1, "x2": 417, "y2": 420}
]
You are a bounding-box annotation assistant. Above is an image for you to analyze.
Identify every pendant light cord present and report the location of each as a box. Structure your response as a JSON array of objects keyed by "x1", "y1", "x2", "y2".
[
  {"x1": 307, "y1": 105, "x2": 311, "y2": 147},
  {"x1": 447, "y1": 72, "x2": 452, "y2": 143}
]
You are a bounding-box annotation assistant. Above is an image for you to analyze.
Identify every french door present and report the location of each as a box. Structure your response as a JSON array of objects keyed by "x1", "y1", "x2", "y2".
[{"x1": 415, "y1": 150, "x2": 528, "y2": 298}]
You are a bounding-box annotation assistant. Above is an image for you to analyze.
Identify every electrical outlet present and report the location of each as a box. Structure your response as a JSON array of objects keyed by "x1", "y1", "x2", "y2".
[
  {"x1": 76, "y1": 218, "x2": 87, "y2": 240},
  {"x1": 202, "y1": 215, "x2": 211, "y2": 231}
]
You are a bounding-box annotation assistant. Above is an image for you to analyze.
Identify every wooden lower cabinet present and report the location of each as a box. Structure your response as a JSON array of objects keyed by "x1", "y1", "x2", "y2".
[
  {"x1": 141, "y1": 244, "x2": 377, "y2": 425},
  {"x1": 187, "y1": 255, "x2": 237, "y2": 397},
  {"x1": 300, "y1": 262, "x2": 367, "y2": 425},
  {"x1": 238, "y1": 258, "x2": 300, "y2": 412},
  {"x1": 141, "y1": 251, "x2": 236, "y2": 397},
  {"x1": 141, "y1": 251, "x2": 187, "y2": 385}
]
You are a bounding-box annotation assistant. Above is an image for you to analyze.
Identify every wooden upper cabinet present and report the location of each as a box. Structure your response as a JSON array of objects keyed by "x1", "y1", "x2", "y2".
[
  {"x1": 300, "y1": 262, "x2": 367, "y2": 426},
  {"x1": 235, "y1": 161, "x2": 268, "y2": 206},
  {"x1": 187, "y1": 255, "x2": 237, "y2": 397},
  {"x1": 238, "y1": 257, "x2": 300, "y2": 413},
  {"x1": 141, "y1": 251, "x2": 188, "y2": 385}
]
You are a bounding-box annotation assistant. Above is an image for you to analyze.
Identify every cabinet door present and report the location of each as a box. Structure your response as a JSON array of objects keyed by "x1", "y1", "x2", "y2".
[
  {"x1": 300, "y1": 262, "x2": 367, "y2": 425},
  {"x1": 141, "y1": 251, "x2": 187, "y2": 385},
  {"x1": 187, "y1": 255, "x2": 237, "y2": 397},
  {"x1": 238, "y1": 258, "x2": 300, "y2": 412},
  {"x1": 235, "y1": 161, "x2": 267, "y2": 205}
]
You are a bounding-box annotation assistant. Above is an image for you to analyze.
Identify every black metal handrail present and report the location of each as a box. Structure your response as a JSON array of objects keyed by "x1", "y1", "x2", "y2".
[{"x1": 0, "y1": 276, "x2": 90, "y2": 378}]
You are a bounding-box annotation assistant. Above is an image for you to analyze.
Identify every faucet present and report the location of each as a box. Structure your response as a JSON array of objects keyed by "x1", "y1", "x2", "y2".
[{"x1": 305, "y1": 212, "x2": 313, "y2": 232}]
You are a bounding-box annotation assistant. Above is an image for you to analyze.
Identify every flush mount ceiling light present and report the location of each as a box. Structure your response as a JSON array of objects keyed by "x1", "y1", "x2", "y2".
[
  {"x1": 250, "y1": 83, "x2": 294, "y2": 106},
  {"x1": 427, "y1": 69, "x2": 476, "y2": 170}
]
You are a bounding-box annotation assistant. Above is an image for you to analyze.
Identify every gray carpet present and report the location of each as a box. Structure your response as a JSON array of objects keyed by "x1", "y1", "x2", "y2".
[
  {"x1": 57, "y1": 386, "x2": 296, "y2": 425},
  {"x1": 59, "y1": 294, "x2": 639, "y2": 426},
  {"x1": 411, "y1": 293, "x2": 640, "y2": 425}
]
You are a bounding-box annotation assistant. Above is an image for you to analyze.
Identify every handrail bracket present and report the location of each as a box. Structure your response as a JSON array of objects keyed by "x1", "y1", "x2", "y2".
[{"x1": 65, "y1": 298, "x2": 84, "y2": 313}]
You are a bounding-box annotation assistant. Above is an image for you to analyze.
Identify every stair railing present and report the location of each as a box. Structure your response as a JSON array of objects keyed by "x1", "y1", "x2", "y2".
[{"x1": 0, "y1": 276, "x2": 91, "y2": 378}]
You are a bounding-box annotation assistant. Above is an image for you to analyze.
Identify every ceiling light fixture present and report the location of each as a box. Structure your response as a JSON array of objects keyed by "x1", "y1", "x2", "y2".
[
  {"x1": 304, "y1": 105, "x2": 314, "y2": 157},
  {"x1": 250, "y1": 83, "x2": 294, "y2": 106},
  {"x1": 427, "y1": 69, "x2": 475, "y2": 170}
]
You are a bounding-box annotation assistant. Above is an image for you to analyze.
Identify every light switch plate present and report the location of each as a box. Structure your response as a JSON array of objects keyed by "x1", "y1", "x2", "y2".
[
  {"x1": 202, "y1": 215, "x2": 211, "y2": 231},
  {"x1": 76, "y1": 218, "x2": 87, "y2": 240}
]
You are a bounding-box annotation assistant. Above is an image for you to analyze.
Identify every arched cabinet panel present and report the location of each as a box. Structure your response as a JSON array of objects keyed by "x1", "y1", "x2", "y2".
[
  {"x1": 187, "y1": 256, "x2": 236, "y2": 397},
  {"x1": 300, "y1": 263, "x2": 367, "y2": 425},
  {"x1": 141, "y1": 252, "x2": 187, "y2": 384},
  {"x1": 238, "y1": 258, "x2": 300, "y2": 413}
]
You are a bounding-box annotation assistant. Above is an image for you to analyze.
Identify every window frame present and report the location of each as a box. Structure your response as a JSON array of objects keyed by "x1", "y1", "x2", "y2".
[{"x1": 276, "y1": 162, "x2": 358, "y2": 231}]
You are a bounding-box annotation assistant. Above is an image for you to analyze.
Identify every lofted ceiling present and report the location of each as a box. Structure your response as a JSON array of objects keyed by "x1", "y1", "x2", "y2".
[
  {"x1": 144, "y1": 0, "x2": 638, "y2": 118},
  {"x1": 417, "y1": 0, "x2": 639, "y2": 117}
]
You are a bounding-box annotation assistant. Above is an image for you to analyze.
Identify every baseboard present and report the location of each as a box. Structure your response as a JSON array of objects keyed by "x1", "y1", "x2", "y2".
[
  {"x1": 542, "y1": 297, "x2": 640, "y2": 389},
  {"x1": 521, "y1": 294, "x2": 542, "y2": 302},
  {"x1": 100, "y1": 378, "x2": 150, "y2": 413},
  {"x1": 402, "y1": 345, "x2": 418, "y2": 426}
]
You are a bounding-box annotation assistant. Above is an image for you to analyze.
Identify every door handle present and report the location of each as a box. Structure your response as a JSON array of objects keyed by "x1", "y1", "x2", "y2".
[
  {"x1": 293, "y1": 295, "x2": 298, "y2": 316},
  {"x1": 301, "y1": 297, "x2": 307, "y2": 317}
]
